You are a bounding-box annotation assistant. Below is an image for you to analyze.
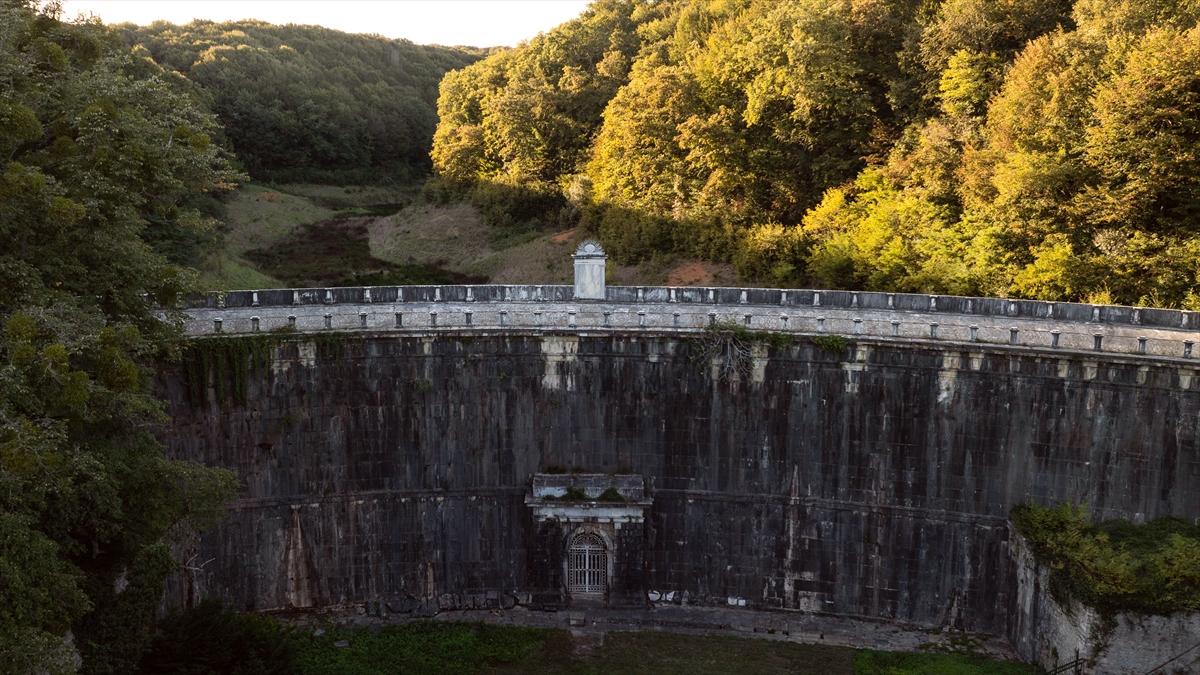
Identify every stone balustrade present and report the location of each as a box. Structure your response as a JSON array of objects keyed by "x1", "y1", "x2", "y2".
[{"x1": 179, "y1": 284, "x2": 1200, "y2": 362}]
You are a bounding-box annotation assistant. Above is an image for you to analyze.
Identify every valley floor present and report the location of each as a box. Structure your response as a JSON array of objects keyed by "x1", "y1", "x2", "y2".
[{"x1": 196, "y1": 181, "x2": 738, "y2": 292}]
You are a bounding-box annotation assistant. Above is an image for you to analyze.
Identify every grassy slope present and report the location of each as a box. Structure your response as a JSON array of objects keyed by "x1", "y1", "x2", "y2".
[
  {"x1": 195, "y1": 183, "x2": 413, "y2": 291},
  {"x1": 368, "y1": 200, "x2": 578, "y2": 283},
  {"x1": 196, "y1": 184, "x2": 333, "y2": 291}
]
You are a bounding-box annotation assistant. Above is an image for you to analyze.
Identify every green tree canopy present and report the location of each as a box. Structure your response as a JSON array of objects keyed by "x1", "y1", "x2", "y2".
[
  {"x1": 0, "y1": 2, "x2": 238, "y2": 671},
  {"x1": 122, "y1": 20, "x2": 482, "y2": 181},
  {"x1": 431, "y1": 0, "x2": 1200, "y2": 307}
]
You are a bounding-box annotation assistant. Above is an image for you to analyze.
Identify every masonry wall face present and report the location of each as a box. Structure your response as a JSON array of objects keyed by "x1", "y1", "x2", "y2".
[{"x1": 158, "y1": 333, "x2": 1200, "y2": 634}]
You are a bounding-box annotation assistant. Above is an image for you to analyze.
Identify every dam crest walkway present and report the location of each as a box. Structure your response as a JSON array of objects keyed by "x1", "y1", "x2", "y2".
[{"x1": 180, "y1": 284, "x2": 1200, "y2": 362}]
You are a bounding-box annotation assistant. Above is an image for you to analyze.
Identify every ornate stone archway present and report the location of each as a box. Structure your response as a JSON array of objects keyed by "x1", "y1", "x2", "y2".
[{"x1": 525, "y1": 473, "x2": 650, "y2": 608}]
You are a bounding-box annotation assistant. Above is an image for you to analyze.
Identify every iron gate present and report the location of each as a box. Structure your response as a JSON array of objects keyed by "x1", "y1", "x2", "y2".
[{"x1": 567, "y1": 532, "x2": 607, "y2": 596}]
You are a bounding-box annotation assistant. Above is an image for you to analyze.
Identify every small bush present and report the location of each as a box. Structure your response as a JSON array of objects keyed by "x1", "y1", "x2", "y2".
[
  {"x1": 561, "y1": 486, "x2": 589, "y2": 501},
  {"x1": 598, "y1": 487, "x2": 625, "y2": 502},
  {"x1": 467, "y1": 179, "x2": 568, "y2": 231},
  {"x1": 139, "y1": 600, "x2": 295, "y2": 674}
]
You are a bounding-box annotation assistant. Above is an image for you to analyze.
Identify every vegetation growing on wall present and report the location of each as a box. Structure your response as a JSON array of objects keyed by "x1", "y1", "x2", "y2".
[
  {"x1": 1011, "y1": 503, "x2": 1200, "y2": 615},
  {"x1": 693, "y1": 320, "x2": 797, "y2": 379},
  {"x1": 181, "y1": 332, "x2": 384, "y2": 407},
  {"x1": 432, "y1": 0, "x2": 1200, "y2": 308},
  {"x1": 810, "y1": 335, "x2": 850, "y2": 355},
  {"x1": 598, "y1": 487, "x2": 626, "y2": 502},
  {"x1": 181, "y1": 335, "x2": 282, "y2": 406},
  {"x1": 543, "y1": 486, "x2": 591, "y2": 502}
]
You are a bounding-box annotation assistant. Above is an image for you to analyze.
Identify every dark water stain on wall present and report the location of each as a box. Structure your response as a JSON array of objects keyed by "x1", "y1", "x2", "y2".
[{"x1": 158, "y1": 334, "x2": 1200, "y2": 634}]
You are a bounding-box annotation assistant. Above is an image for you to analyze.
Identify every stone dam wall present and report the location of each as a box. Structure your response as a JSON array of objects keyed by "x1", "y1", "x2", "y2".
[{"x1": 158, "y1": 330, "x2": 1200, "y2": 647}]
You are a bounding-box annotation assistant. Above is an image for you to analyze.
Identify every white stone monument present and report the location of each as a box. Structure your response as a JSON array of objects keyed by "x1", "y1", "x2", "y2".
[{"x1": 573, "y1": 240, "x2": 607, "y2": 300}]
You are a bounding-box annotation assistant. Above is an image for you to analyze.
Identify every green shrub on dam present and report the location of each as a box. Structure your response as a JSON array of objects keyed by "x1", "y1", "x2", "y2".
[{"x1": 1011, "y1": 503, "x2": 1200, "y2": 615}]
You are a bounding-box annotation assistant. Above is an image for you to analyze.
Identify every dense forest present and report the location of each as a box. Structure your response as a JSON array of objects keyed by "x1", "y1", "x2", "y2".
[
  {"x1": 0, "y1": 2, "x2": 493, "y2": 669},
  {"x1": 120, "y1": 21, "x2": 482, "y2": 181},
  {"x1": 432, "y1": 0, "x2": 1200, "y2": 308},
  {"x1": 0, "y1": 2, "x2": 233, "y2": 673}
]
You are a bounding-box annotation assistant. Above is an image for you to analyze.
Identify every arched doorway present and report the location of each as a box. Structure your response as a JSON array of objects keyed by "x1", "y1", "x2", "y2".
[{"x1": 566, "y1": 531, "x2": 608, "y2": 600}]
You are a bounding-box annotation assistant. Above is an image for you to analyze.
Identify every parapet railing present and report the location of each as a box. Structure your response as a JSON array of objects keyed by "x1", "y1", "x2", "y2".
[
  {"x1": 186, "y1": 284, "x2": 1199, "y2": 331},
  {"x1": 181, "y1": 288, "x2": 1200, "y2": 362}
]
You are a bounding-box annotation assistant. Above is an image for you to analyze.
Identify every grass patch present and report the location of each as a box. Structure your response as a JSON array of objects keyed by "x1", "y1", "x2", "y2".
[
  {"x1": 272, "y1": 183, "x2": 415, "y2": 210},
  {"x1": 289, "y1": 622, "x2": 555, "y2": 674},
  {"x1": 1011, "y1": 502, "x2": 1200, "y2": 614},
  {"x1": 141, "y1": 609, "x2": 1035, "y2": 675},
  {"x1": 195, "y1": 249, "x2": 281, "y2": 292},
  {"x1": 194, "y1": 183, "x2": 423, "y2": 291},
  {"x1": 854, "y1": 650, "x2": 1039, "y2": 675},
  {"x1": 591, "y1": 632, "x2": 855, "y2": 674},
  {"x1": 487, "y1": 220, "x2": 548, "y2": 250},
  {"x1": 223, "y1": 184, "x2": 337, "y2": 253},
  {"x1": 194, "y1": 183, "x2": 336, "y2": 291},
  {"x1": 197, "y1": 179, "x2": 736, "y2": 292}
]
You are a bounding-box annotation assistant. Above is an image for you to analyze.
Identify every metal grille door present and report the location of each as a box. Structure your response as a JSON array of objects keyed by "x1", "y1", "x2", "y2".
[{"x1": 567, "y1": 532, "x2": 607, "y2": 596}]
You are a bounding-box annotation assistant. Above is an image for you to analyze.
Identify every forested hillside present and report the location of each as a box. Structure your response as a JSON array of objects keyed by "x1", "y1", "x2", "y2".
[
  {"x1": 432, "y1": 0, "x2": 1200, "y2": 308},
  {"x1": 121, "y1": 21, "x2": 483, "y2": 181},
  {"x1": 0, "y1": 2, "x2": 237, "y2": 672}
]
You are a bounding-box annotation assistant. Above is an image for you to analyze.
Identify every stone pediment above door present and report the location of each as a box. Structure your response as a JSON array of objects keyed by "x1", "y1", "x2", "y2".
[{"x1": 525, "y1": 473, "x2": 651, "y2": 524}]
